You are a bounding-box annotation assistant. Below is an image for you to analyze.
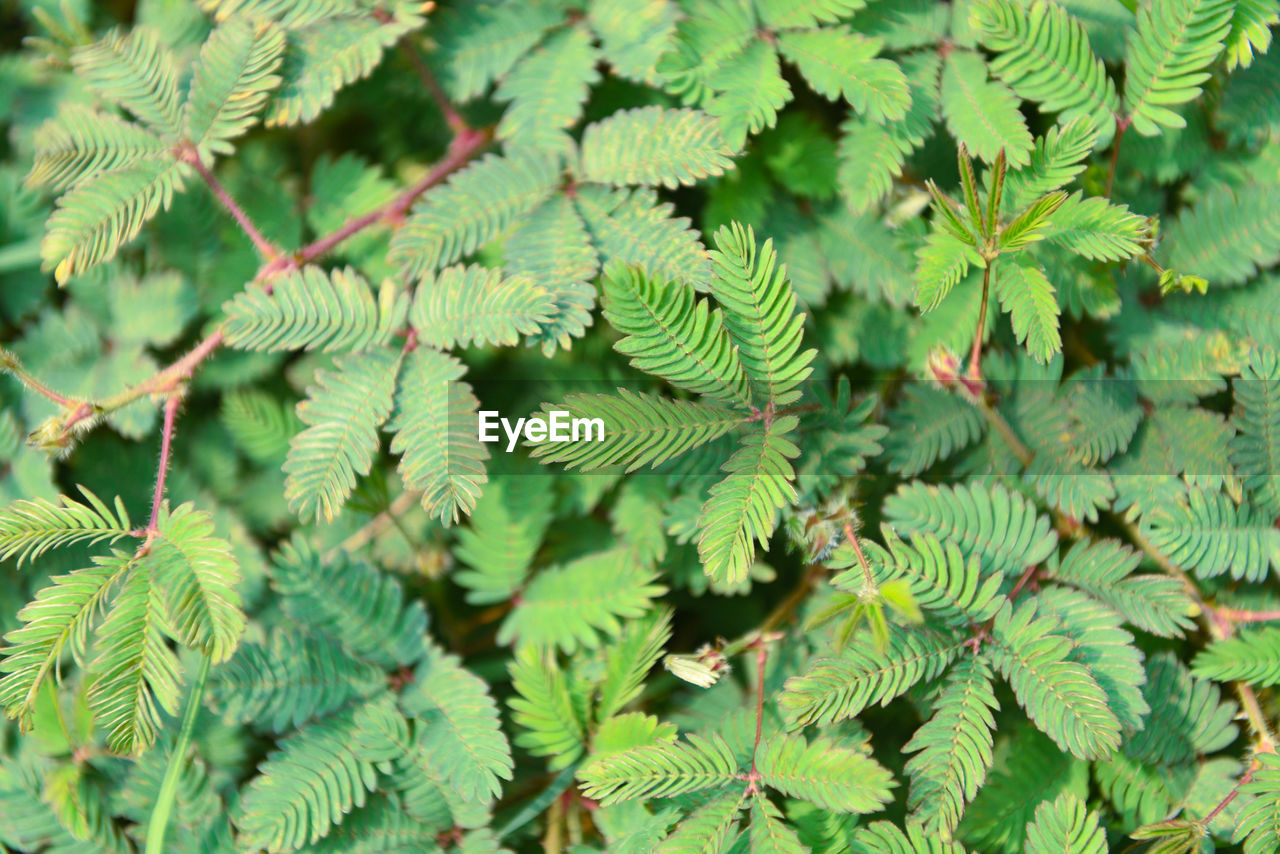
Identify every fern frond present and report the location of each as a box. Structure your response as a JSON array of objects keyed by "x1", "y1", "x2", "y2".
[
  {"x1": 777, "y1": 27, "x2": 909, "y2": 122},
  {"x1": 904, "y1": 655, "x2": 998, "y2": 837},
  {"x1": 659, "y1": 791, "x2": 743, "y2": 854},
  {"x1": 1223, "y1": 0, "x2": 1279, "y2": 69},
  {"x1": 708, "y1": 222, "x2": 816, "y2": 405},
  {"x1": 1141, "y1": 488, "x2": 1280, "y2": 582},
  {"x1": 1042, "y1": 191, "x2": 1147, "y2": 261},
  {"x1": 387, "y1": 347, "x2": 489, "y2": 525},
  {"x1": 283, "y1": 348, "x2": 399, "y2": 522},
  {"x1": 883, "y1": 481, "x2": 1057, "y2": 578},
  {"x1": 697, "y1": 420, "x2": 800, "y2": 585},
  {"x1": 914, "y1": 228, "x2": 985, "y2": 311},
  {"x1": 89, "y1": 558, "x2": 182, "y2": 754},
  {"x1": 1048, "y1": 539, "x2": 1197, "y2": 638},
  {"x1": 1127, "y1": 652, "x2": 1238, "y2": 764},
  {"x1": 778, "y1": 627, "x2": 965, "y2": 727},
  {"x1": 221, "y1": 389, "x2": 302, "y2": 464},
  {"x1": 851, "y1": 820, "x2": 968, "y2": 853},
  {"x1": 704, "y1": 40, "x2": 792, "y2": 149},
  {"x1": 996, "y1": 256, "x2": 1061, "y2": 363},
  {"x1": 0, "y1": 554, "x2": 130, "y2": 725},
  {"x1": 1235, "y1": 752, "x2": 1280, "y2": 854},
  {"x1": 1005, "y1": 117, "x2": 1100, "y2": 207},
  {"x1": 428, "y1": 1, "x2": 561, "y2": 101},
  {"x1": 194, "y1": 0, "x2": 354, "y2": 29},
  {"x1": 265, "y1": 6, "x2": 423, "y2": 126},
  {"x1": 602, "y1": 263, "x2": 752, "y2": 408},
  {"x1": 503, "y1": 194, "x2": 598, "y2": 356},
  {"x1": 1163, "y1": 184, "x2": 1280, "y2": 286},
  {"x1": 578, "y1": 732, "x2": 740, "y2": 804},
  {"x1": 857, "y1": 528, "x2": 1006, "y2": 624},
  {"x1": 588, "y1": 0, "x2": 679, "y2": 87},
  {"x1": 145, "y1": 503, "x2": 243, "y2": 662},
  {"x1": 409, "y1": 264, "x2": 554, "y2": 349},
  {"x1": 597, "y1": 609, "x2": 673, "y2": 721},
  {"x1": 270, "y1": 535, "x2": 428, "y2": 668},
  {"x1": 883, "y1": 384, "x2": 985, "y2": 476},
  {"x1": 970, "y1": 0, "x2": 1118, "y2": 134},
  {"x1": 579, "y1": 106, "x2": 736, "y2": 189},
  {"x1": 0, "y1": 487, "x2": 132, "y2": 566},
  {"x1": 235, "y1": 701, "x2": 382, "y2": 852},
  {"x1": 530, "y1": 390, "x2": 742, "y2": 473},
  {"x1": 987, "y1": 600, "x2": 1123, "y2": 760},
  {"x1": 940, "y1": 50, "x2": 1033, "y2": 166},
  {"x1": 390, "y1": 152, "x2": 561, "y2": 280},
  {"x1": 1232, "y1": 347, "x2": 1280, "y2": 512},
  {"x1": 758, "y1": 734, "x2": 894, "y2": 814},
  {"x1": 574, "y1": 185, "x2": 712, "y2": 290},
  {"x1": 454, "y1": 479, "x2": 549, "y2": 605},
  {"x1": 184, "y1": 17, "x2": 286, "y2": 156},
  {"x1": 495, "y1": 26, "x2": 600, "y2": 155},
  {"x1": 756, "y1": 0, "x2": 867, "y2": 28},
  {"x1": 656, "y1": 0, "x2": 755, "y2": 107},
  {"x1": 508, "y1": 646, "x2": 587, "y2": 769},
  {"x1": 1123, "y1": 0, "x2": 1234, "y2": 135},
  {"x1": 72, "y1": 26, "x2": 181, "y2": 136},
  {"x1": 223, "y1": 266, "x2": 407, "y2": 353},
  {"x1": 497, "y1": 548, "x2": 666, "y2": 652},
  {"x1": 836, "y1": 119, "x2": 905, "y2": 214},
  {"x1": 28, "y1": 105, "x2": 166, "y2": 191},
  {"x1": 41, "y1": 157, "x2": 186, "y2": 284},
  {"x1": 1194, "y1": 627, "x2": 1280, "y2": 686},
  {"x1": 1024, "y1": 793, "x2": 1107, "y2": 854},
  {"x1": 206, "y1": 631, "x2": 385, "y2": 732},
  {"x1": 400, "y1": 644, "x2": 514, "y2": 804}
]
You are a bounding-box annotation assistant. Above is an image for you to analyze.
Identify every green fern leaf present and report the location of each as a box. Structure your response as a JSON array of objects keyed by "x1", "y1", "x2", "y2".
[
  {"x1": 1024, "y1": 793, "x2": 1107, "y2": 854},
  {"x1": 223, "y1": 266, "x2": 408, "y2": 353},
  {"x1": 708, "y1": 222, "x2": 816, "y2": 405},
  {"x1": 283, "y1": 348, "x2": 399, "y2": 523},
  {"x1": 0, "y1": 554, "x2": 130, "y2": 726},
  {"x1": 409, "y1": 264, "x2": 554, "y2": 349},
  {"x1": 390, "y1": 152, "x2": 561, "y2": 280},
  {"x1": 399, "y1": 644, "x2": 514, "y2": 804},
  {"x1": 72, "y1": 27, "x2": 181, "y2": 136},
  {"x1": 529, "y1": 390, "x2": 743, "y2": 473},
  {"x1": 758, "y1": 733, "x2": 895, "y2": 813},
  {"x1": 1005, "y1": 117, "x2": 1100, "y2": 207},
  {"x1": 145, "y1": 503, "x2": 243, "y2": 662},
  {"x1": 183, "y1": 17, "x2": 286, "y2": 157},
  {"x1": 206, "y1": 631, "x2": 385, "y2": 732},
  {"x1": 89, "y1": 557, "x2": 182, "y2": 754},
  {"x1": 851, "y1": 820, "x2": 968, "y2": 853},
  {"x1": 1123, "y1": 0, "x2": 1234, "y2": 135},
  {"x1": 269, "y1": 535, "x2": 428, "y2": 669},
  {"x1": 987, "y1": 600, "x2": 1123, "y2": 760},
  {"x1": 578, "y1": 732, "x2": 740, "y2": 804},
  {"x1": 597, "y1": 609, "x2": 673, "y2": 721},
  {"x1": 1048, "y1": 539, "x2": 1197, "y2": 638},
  {"x1": 914, "y1": 228, "x2": 985, "y2": 311},
  {"x1": 1042, "y1": 191, "x2": 1148, "y2": 261},
  {"x1": 497, "y1": 547, "x2": 666, "y2": 652},
  {"x1": 904, "y1": 655, "x2": 998, "y2": 837},
  {"x1": 996, "y1": 256, "x2": 1061, "y2": 364},
  {"x1": 454, "y1": 478, "x2": 550, "y2": 605},
  {"x1": 41, "y1": 157, "x2": 186, "y2": 284},
  {"x1": 704, "y1": 40, "x2": 792, "y2": 149},
  {"x1": 574, "y1": 185, "x2": 712, "y2": 290},
  {"x1": 858, "y1": 528, "x2": 1007, "y2": 624},
  {"x1": 970, "y1": 0, "x2": 1118, "y2": 135},
  {"x1": 883, "y1": 384, "x2": 985, "y2": 476},
  {"x1": 1141, "y1": 488, "x2": 1280, "y2": 581},
  {"x1": 265, "y1": 6, "x2": 424, "y2": 126},
  {"x1": 778, "y1": 627, "x2": 965, "y2": 727},
  {"x1": 0, "y1": 487, "x2": 132, "y2": 566},
  {"x1": 1232, "y1": 347, "x2": 1280, "y2": 512},
  {"x1": 495, "y1": 26, "x2": 600, "y2": 155},
  {"x1": 1235, "y1": 752, "x2": 1280, "y2": 854},
  {"x1": 580, "y1": 106, "x2": 736, "y2": 189},
  {"x1": 235, "y1": 701, "x2": 383, "y2": 852},
  {"x1": 697, "y1": 420, "x2": 800, "y2": 585},
  {"x1": 428, "y1": 1, "x2": 561, "y2": 101},
  {"x1": 1163, "y1": 184, "x2": 1280, "y2": 286},
  {"x1": 602, "y1": 263, "x2": 752, "y2": 408},
  {"x1": 508, "y1": 645, "x2": 587, "y2": 768},
  {"x1": 28, "y1": 106, "x2": 167, "y2": 192},
  {"x1": 1193, "y1": 627, "x2": 1280, "y2": 686},
  {"x1": 387, "y1": 347, "x2": 489, "y2": 525},
  {"x1": 1223, "y1": 0, "x2": 1279, "y2": 69},
  {"x1": 777, "y1": 27, "x2": 909, "y2": 122},
  {"x1": 588, "y1": 0, "x2": 680, "y2": 87},
  {"x1": 756, "y1": 0, "x2": 868, "y2": 28},
  {"x1": 659, "y1": 790, "x2": 743, "y2": 854},
  {"x1": 220, "y1": 389, "x2": 302, "y2": 465},
  {"x1": 883, "y1": 481, "x2": 1058, "y2": 578},
  {"x1": 1127, "y1": 652, "x2": 1238, "y2": 764},
  {"x1": 940, "y1": 50, "x2": 1033, "y2": 167}
]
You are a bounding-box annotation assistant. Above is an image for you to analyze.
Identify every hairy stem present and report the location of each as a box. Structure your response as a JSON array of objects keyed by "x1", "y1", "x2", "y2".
[
  {"x1": 968, "y1": 263, "x2": 993, "y2": 382},
  {"x1": 400, "y1": 37, "x2": 468, "y2": 133},
  {"x1": 746, "y1": 641, "x2": 769, "y2": 792},
  {"x1": 148, "y1": 395, "x2": 182, "y2": 532},
  {"x1": 145, "y1": 653, "x2": 211, "y2": 854},
  {"x1": 1213, "y1": 607, "x2": 1280, "y2": 624},
  {"x1": 975, "y1": 397, "x2": 1034, "y2": 467},
  {"x1": 0, "y1": 348, "x2": 79, "y2": 406},
  {"x1": 1105, "y1": 117, "x2": 1130, "y2": 199},
  {"x1": 843, "y1": 521, "x2": 874, "y2": 587},
  {"x1": 178, "y1": 145, "x2": 280, "y2": 261}
]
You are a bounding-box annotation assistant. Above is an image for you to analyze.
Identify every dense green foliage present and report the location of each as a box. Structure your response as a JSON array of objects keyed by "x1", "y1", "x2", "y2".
[{"x1": 1, "y1": 0, "x2": 1279, "y2": 851}]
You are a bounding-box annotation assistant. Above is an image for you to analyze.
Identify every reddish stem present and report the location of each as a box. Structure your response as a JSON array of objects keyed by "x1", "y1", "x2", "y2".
[
  {"x1": 1105, "y1": 116, "x2": 1130, "y2": 199},
  {"x1": 968, "y1": 264, "x2": 992, "y2": 383},
  {"x1": 148, "y1": 395, "x2": 182, "y2": 532},
  {"x1": 745, "y1": 642, "x2": 769, "y2": 792},
  {"x1": 1214, "y1": 607, "x2": 1280, "y2": 624},
  {"x1": 179, "y1": 146, "x2": 280, "y2": 261}
]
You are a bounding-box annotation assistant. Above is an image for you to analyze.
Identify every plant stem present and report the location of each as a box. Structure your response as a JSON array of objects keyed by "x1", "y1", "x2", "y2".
[
  {"x1": 178, "y1": 145, "x2": 280, "y2": 261},
  {"x1": 148, "y1": 395, "x2": 182, "y2": 532},
  {"x1": 975, "y1": 397, "x2": 1034, "y2": 467},
  {"x1": 0, "y1": 348, "x2": 79, "y2": 406},
  {"x1": 843, "y1": 521, "x2": 874, "y2": 587},
  {"x1": 1105, "y1": 117, "x2": 1130, "y2": 199},
  {"x1": 1213, "y1": 607, "x2": 1280, "y2": 624},
  {"x1": 145, "y1": 653, "x2": 211, "y2": 854},
  {"x1": 399, "y1": 37, "x2": 468, "y2": 133},
  {"x1": 968, "y1": 263, "x2": 993, "y2": 382},
  {"x1": 746, "y1": 641, "x2": 769, "y2": 791}
]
